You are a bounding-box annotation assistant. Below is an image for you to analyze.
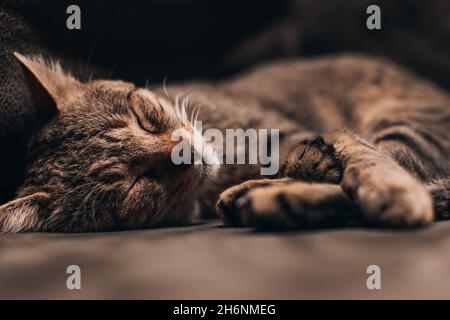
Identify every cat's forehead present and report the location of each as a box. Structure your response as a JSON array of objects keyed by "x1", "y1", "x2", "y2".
[
  {"x1": 80, "y1": 82, "x2": 190, "y2": 131},
  {"x1": 85, "y1": 84, "x2": 165, "y2": 111},
  {"x1": 131, "y1": 88, "x2": 189, "y2": 124},
  {"x1": 89, "y1": 79, "x2": 136, "y2": 92},
  {"x1": 134, "y1": 88, "x2": 173, "y2": 111}
]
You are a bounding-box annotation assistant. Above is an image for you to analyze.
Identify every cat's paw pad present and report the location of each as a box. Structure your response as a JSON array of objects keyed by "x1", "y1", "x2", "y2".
[
  {"x1": 342, "y1": 165, "x2": 434, "y2": 227},
  {"x1": 280, "y1": 137, "x2": 343, "y2": 183},
  {"x1": 232, "y1": 187, "x2": 298, "y2": 230},
  {"x1": 219, "y1": 182, "x2": 354, "y2": 230},
  {"x1": 216, "y1": 178, "x2": 291, "y2": 226}
]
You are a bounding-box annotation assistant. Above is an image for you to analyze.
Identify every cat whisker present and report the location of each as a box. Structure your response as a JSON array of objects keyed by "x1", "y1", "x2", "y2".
[
  {"x1": 190, "y1": 104, "x2": 200, "y2": 125},
  {"x1": 174, "y1": 93, "x2": 192, "y2": 125},
  {"x1": 194, "y1": 105, "x2": 202, "y2": 125},
  {"x1": 107, "y1": 60, "x2": 120, "y2": 79},
  {"x1": 86, "y1": 37, "x2": 99, "y2": 78},
  {"x1": 190, "y1": 106, "x2": 195, "y2": 124},
  {"x1": 162, "y1": 77, "x2": 169, "y2": 97},
  {"x1": 174, "y1": 94, "x2": 182, "y2": 119}
]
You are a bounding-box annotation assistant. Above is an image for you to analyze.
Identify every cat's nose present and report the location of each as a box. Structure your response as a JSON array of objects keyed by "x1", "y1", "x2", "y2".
[{"x1": 160, "y1": 131, "x2": 203, "y2": 166}]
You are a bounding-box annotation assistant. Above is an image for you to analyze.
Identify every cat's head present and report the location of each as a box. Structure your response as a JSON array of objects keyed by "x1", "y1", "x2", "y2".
[{"x1": 0, "y1": 53, "x2": 219, "y2": 232}]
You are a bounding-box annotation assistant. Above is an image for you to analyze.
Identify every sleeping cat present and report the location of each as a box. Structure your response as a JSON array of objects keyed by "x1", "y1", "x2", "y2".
[
  {"x1": 1, "y1": 50, "x2": 450, "y2": 232},
  {"x1": 2, "y1": 2, "x2": 450, "y2": 232}
]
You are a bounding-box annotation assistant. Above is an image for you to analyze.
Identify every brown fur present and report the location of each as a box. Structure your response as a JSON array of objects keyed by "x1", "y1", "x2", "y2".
[
  {"x1": 0, "y1": 53, "x2": 216, "y2": 232},
  {"x1": 213, "y1": 56, "x2": 450, "y2": 230},
  {"x1": 2, "y1": 51, "x2": 450, "y2": 232}
]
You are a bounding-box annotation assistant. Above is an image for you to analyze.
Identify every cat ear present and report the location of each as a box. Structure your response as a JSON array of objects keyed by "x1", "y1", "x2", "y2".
[
  {"x1": 0, "y1": 193, "x2": 49, "y2": 233},
  {"x1": 13, "y1": 52, "x2": 81, "y2": 114}
]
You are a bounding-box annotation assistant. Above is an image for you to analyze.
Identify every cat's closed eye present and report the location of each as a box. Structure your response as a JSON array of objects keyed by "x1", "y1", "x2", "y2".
[
  {"x1": 132, "y1": 109, "x2": 160, "y2": 134},
  {"x1": 108, "y1": 119, "x2": 129, "y2": 129}
]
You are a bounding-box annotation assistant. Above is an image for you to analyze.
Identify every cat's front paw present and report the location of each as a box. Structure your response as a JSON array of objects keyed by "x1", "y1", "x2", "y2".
[
  {"x1": 216, "y1": 178, "x2": 292, "y2": 226},
  {"x1": 342, "y1": 164, "x2": 434, "y2": 227},
  {"x1": 280, "y1": 137, "x2": 343, "y2": 183},
  {"x1": 217, "y1": 181, "x2": 354, "y2": 230}
]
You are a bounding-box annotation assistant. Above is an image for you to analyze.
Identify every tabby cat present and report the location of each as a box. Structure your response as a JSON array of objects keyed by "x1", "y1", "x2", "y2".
[
  {"x1": 1, "y1": 4, "x2": 450, "y2": 232},
  {"x1": 1, "y1": 51, "x2": 450, "y2": 232}
]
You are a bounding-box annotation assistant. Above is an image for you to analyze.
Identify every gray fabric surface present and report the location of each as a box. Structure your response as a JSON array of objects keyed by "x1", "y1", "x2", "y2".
[{"x1": 1, "y1": 220, "x2": 450, "y2": 299}]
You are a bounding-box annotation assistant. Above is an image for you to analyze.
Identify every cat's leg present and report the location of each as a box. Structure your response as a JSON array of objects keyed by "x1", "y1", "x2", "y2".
[
  {"x1": 0, "y1": 193, "x2": 49, "y2": 232},
  {"x1": 216, "y1": 134, "x2": 363, "y2": 229},
  {"x1": 320, "y1": 130, "x2": 433, "y2": 226},
  {"x1": 218, "y1": 130, "x2": 434, "y2": 229},
  {"x1": 217, "y1": 180, "x2": 355, "y2": 230},
  {"x1": 217, "y1": 178, "x2": 293, "y2": 226},
  {"x1": 279, "y1": 136, "x2": 343, "y2": 183}
]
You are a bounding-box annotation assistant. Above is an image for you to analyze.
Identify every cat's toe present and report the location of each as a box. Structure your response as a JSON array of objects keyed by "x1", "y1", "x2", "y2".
[
  {"x1": 342, "y1": 165, "x2": 434, "y2": 227},
  {"x1": 233, "y1": 188, "x2": 299, "y2": 230},
  {"x1": 216, "y1": 178, "x2": 292, "y2": 226},
  {"x1": 216, "y1": 188, "x2": 244, "y2": 226},
  {"x1": 280, "y1": 137, "x2": 343, "y2": 183},
  {"x1": 232, "y1": 183, "x2": 354, "y2": 230}
]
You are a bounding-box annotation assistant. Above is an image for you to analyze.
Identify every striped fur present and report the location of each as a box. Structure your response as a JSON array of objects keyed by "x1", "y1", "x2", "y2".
[{"x1": 2, "y1": 52, "x2": 450, "y2": 232}]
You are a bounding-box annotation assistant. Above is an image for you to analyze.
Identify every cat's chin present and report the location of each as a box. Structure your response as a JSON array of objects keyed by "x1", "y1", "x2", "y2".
[
  {"x1": 152, "y1": 190, "x2": 198, "y2": 228},
  {"x1": 199, "y1": 164, "x2": 213, "y2": 186},
  {"x1": 200, "y1": 161, "x2": 221, "y2": 185},
  {"x1": 161, "y1": 163, "x2": 220, "y2": 226}
]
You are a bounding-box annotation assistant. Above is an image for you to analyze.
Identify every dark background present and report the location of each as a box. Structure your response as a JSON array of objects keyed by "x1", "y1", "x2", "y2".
[{"x1": 12, "y1": 0, "x2": 450, "y2": 89}]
